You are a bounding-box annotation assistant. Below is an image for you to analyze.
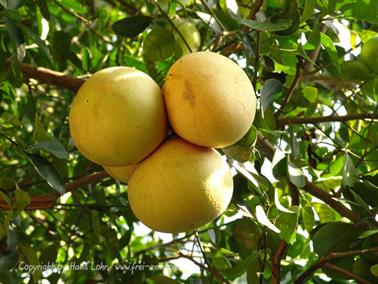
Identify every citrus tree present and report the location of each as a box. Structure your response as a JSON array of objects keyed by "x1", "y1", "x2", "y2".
[{"x1": 1, "y1": 0, "x2": 378, "y2": 283}]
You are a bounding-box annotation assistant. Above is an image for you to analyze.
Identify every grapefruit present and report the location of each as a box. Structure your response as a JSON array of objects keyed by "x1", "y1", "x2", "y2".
[
  {"x1": 128, "y1": 137, "x2": 234, "y2": 233},
  {"x1": 103, "y1": 164, "x2": 137, "y2": 183},
  {"x1": 69, "y1": 67, "x2": 167, "y2": 166},
  {"x1": 163, "y1": 52, "x2": 256, "y2": 148}
]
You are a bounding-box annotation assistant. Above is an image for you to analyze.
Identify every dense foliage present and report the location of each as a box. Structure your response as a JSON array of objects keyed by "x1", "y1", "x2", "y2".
[{"x1": 1, "y1": 0, "x2": 378, "y2": 283}]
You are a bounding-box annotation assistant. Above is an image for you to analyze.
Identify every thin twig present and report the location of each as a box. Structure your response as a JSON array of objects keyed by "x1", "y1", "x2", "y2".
[
  {"x1": 277, "y1": 113, "x2": 378, "y2": 127},
  {"x1": 323, "y1": 263, "x2": 371, "y2": 284},
  {"x1": 178, "y1": 252, "x2": 230, "y2": 284},
  {"x1": 249, "y1": 0, "x2": 264, "y2": 20},
  {"x1": 276, "y1": 58, "x2": 302, "y2": 117},
  {"x1": 151, "y1": 0, "x2": 192, "y2": 53},
  {"x1": 0, "y1": 171, "x2": 109, "y2": 210},
  {"x1": 295, "y1": 247, "x2": 378, "y2": 284}
]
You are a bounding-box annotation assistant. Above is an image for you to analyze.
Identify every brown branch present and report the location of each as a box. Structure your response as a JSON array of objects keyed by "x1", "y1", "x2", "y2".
[
  {"x1": 0, "y1": 171, "x2": 109, "y2": 210},
  {"x1": 21, "y1": 63, "x2": 84, "y2": 92},
  {"x1": 178, "y1": 252, "x2": 230, "y2": 284},
  {"x1": 323, "y1": 263, "x2": 371, "y2": 284},
  {"x1": 271, "y1": 240, "x2": 287, "y2": 284},
  {"x1": 304, "y1": 25, "x2": 327, "y2": 73},
  {"x1": 249, "y1": 0, "x2": 264, "y2": 20},
  {"x1": 295, "y1": 247, "x2": 378, "y2": 284},
  {"x1": 277, "y1": 113, "x2": 378, "y2": 127},
  {"x1": 303, "y1": 74, "x2": 357, "y2": 90},
  {"x1": 271, "y1": 182, "x2": 299, "y2": 284},
  {"x1": 304, "y1": 182, "x2": 359, "y2": 223},
  {"x1": 256, "y1": 133, "x2": 360, "y2": 223},
  {"x1": 276, "y1": 58, "x2": 302, "y2": 117}
]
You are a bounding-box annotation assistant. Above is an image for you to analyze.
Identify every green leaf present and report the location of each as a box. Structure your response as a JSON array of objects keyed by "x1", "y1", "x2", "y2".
[
  {"x1": 358, "y1": 229, "x2": 378, "y2": 239},
  {"x1": 255, "y1": 205, "x2": 280, "y2": 233},
  {"x1": 240, "y1": 19, "x2": 291, "y2": 31},
  {"x1": 4, "y1": 17, "x2": 24, "y2": 48},
  {"x1": 276, "y1": 206, "x2": 299, "y2": 244},
  {"x1": 260, "y1": 79, "x2": 282, "y2": 113},
  {"x1": 40, "y1": 244, "x2": 58, "y2": 264},
  {"x1": 0, "y1": 210, "x2": 12, "y2": 240},
  {"x1": 301, "y1": 0, "x2": 316, "y2": 22},
  {"x1": 35, "y1": 0, "x2": 50, "y2": 20},
  {"x1": 0, "y1": 251, "x2": 18, "y2": 272},
  {"x1": 302, "y1": 206, "x2": 315, "y2": 232},
  {"x1": 14, "y1": 188, "x2": 31, "y2": 210},
  {"x1": 33, "y1": 114, "x2": 50, "y2": 142},
  {"x1": 51, "y1": 30, "x2": 71, "y2": 70},
  {"x1": 143, "y1": 28, "x2": 178, "y2": 61},
  {"x1": 90, "y1": 210, "x2": 102, "y2": 243},
  {"x1": 320, "y1": 32, "x2": 340, "y2": 72},
  {"x1": 222, "y1": 126, "x2": 257, "y2": 162},
  {"x1": 112, "y1": 15, "x2": 152, "y2": 38},
  {"x1": 274, "y1": 187, "x2": 293, "y2": 213},
  {"x1": 311, "y1": 222, "x2": 361, "y2": 256},
  {"x1": 313, "y1": 202, "x2": 339, "y2": 223},
  {"x1": 231, "y1": 218, "x2": 260, "y2": 251},
  {"x1": 370, "y1": 264, "x2": 378, "y2": 277},
  {"x1": 287, "y1": 160, "x2": 306, "y2": 188},
  {"x1": 272, "y1": 147, "x2": 286, "y2": 177},
  {"x1": 26, "y1": 154, "x2": 65, "y2": 194},
  {"x1": 343, "y1": 0, "x2": 378, "y2": 24},
  {"x1": 342, "y1": 153, "x2": 357, "y2": 188},
  {"x1": 19, "y1": 242, "x2": 42, "y2": 283},
  {"x1": 28, "y1": 138, "x2": 69, "y2": 160}
]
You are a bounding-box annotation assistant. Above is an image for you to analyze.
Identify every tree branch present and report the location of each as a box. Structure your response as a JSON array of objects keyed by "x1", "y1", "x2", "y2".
[
  {"x1": 277, "y1": 113, "x2": 378, "y2": 126},
  {"x1": 295, "y1": 247, "x2": 378, "y2": 284},
  {"x1": 0, "y1": 171, "x2": 109, "y2": 210},
  {"x1": 21, "y1": 63, "x2": 84, "y2": 92},
  {"x1": 323, "y1": 263, "x2": 371, "y2": 284},
  {"x1": 178, "y1": 252, "x2": 230, "y2": 284},
  {"x1": 249, "y1": 0, "x2": 264, "y2": 20},
  {"x1": 271, "y1": 182, "x2": 299, "y2": 284},
  {"x1": 276, "y1": 58, "x2": 302, "y2": 117}
]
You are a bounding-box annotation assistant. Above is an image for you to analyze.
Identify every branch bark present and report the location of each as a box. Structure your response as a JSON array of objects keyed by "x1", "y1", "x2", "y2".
[
  {"x1": 277, "y1": 113, "x2": 378, "y2": 126},
  {"x1": 271, "y1": 182, "x2": 299, "y2": 284},
  {"x1": 0, "y1": 171, "x2": 109, "y2": 210},
  {"x1": 295, "y1": 247, "x2": 378, "y2": 284},
  {"x1": 323, "y1": 263, "x2": 371, "y2": 284},
  {"x1": 21, "y1": 63, "x2": 84, "y2": 92}
]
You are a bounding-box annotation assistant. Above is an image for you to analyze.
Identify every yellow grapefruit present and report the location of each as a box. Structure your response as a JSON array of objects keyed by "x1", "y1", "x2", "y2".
[
  {"x1": 103, "y1": 164, "x2": 137, "y2": 183},
  {"x1": 69, "y1": 67, "x2": 168, "y2": 166},
  {"x1": 163, "y1": 52, "x2": 256, "y2": 148},
  {"x1": 128, "y1": 137, "x2": 234, "y2": 233}
]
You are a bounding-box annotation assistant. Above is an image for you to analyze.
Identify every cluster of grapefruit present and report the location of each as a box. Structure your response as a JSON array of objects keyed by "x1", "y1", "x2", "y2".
[{"x1": 69, "y1": 51, "x2": 256, "y2": 233}]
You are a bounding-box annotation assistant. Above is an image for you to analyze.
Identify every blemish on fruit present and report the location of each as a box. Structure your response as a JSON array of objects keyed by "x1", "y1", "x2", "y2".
[{"x1": 183, "y1": 80, "x2": 195, "y2": 106}]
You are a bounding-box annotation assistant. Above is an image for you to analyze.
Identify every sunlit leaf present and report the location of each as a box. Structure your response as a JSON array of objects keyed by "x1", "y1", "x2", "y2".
[{"x1": 256, "y1": 205, "x2": 280, "y2": 233}]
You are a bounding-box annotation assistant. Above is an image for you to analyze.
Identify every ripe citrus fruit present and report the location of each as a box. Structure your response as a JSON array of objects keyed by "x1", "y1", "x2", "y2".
[
  {"x1": 172, "y1": 18, "x2": 201, "y2": 55},
  {"x1": 103, "y1": 164, "x2": 137, "y2": 183},
  {"x1": 359, "y1": 37, "x2": 378, "y2": 74},
  {"x1": 69, "y1": 67, "x2": 167, "y2": 166},
  {"x1": 163, "y1": 52, "x2": 256, "y2": 148},
  {"x1": 128, "y1": 137, "x2": 234, "y2": 233}
]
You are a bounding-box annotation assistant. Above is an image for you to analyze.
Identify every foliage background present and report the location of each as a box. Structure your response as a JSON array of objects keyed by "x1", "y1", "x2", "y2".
[{"x1": 1, "y1": 0, "x2": 378, "y2": 283}]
